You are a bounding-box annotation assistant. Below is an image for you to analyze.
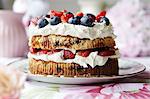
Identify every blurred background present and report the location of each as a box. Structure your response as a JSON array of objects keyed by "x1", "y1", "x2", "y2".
[{"x1": 0, "y1": 0, "x2": 150, "y2": 58}]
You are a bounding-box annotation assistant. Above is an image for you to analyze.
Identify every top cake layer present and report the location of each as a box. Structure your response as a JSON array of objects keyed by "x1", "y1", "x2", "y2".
[{"x1": 28, "y1": 10, "x2": 116, "y2": 40}]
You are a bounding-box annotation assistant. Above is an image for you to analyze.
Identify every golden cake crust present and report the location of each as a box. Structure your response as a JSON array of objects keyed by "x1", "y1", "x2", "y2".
[
  {"x1": 29, "y1": 58, "x2": 119, "y2": 77},
  {"x1": 29, "y1": 34, "x2": 116, "y2": 50}
]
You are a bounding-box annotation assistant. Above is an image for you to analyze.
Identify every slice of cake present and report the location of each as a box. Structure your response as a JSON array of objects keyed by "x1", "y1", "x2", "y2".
[{"x1": 28, "y1": 10, "x2": 120, "y2": 77}]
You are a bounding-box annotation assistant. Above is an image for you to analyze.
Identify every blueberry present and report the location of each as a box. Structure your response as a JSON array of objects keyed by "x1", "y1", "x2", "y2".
[
  {"x1": 45, "y1": 14, "x2": 50, "y2": 18},
  {"x1": 85, "y1": 13, "x2": 96, "y2": 22},
  {"x1": 99, "y1": 17, "x2": 110, "y2": 26},
  {"x1": 38, "y1": 19, "x2": 49, "y2": 28},
  {"x1": 68, "y1": 17, "x2": 80, "y2": 25},
  {"x1": 50, "y1": 16, "x2": 61, "y2": 25},
  {"x1": 80, "y1": 16, "x2": 94, "y2": 27}
]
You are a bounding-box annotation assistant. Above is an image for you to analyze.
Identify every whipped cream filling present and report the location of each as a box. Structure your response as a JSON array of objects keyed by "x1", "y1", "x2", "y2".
[
  {"x1": 28, "y1": 50, "x2": 120, "y2": 68},
  {"x1": 28, "y1": 22, "x2": 116, "y2": 40}
]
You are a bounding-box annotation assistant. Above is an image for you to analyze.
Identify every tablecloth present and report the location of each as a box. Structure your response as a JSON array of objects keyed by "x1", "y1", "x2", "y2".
[{"x1": 0, "y1": 57, "x2": 150, "y2": 99}]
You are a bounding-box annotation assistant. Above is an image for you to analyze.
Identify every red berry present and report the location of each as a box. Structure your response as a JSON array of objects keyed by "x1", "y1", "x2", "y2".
[
  {"x1": 63, "y1": 50, "x2": 75, "y2": 59},
  {"x1": 40, "y1": 50, "x2": 48, "y2": 54},
  {"x1": 63, "y1": 10, "x2": 67, "y2": 13},
  {"x1": 30, "y1": 47, "x2": 38, "y2": 54},
  {"x1": 61, "y1": 12, "x2": 74, "y2": 22},
  {"x1": 76, "y1": 12, "x2": 84, "y2": 17},
  {"x1": 47, "y1": 49, "x2": 62, "y2": 55},
  {"x1": 98, "y1": 11, "x2": 106, "y2": 17},
  {"x1": 50, "y1": 10, "x2": 63, "y2": 17},
  {"x1": 78, "y1": 50, "x2": 92, "y2": 57},
  {"x1": 66, "y1": 12, "x2": 74, "y2": 18},
  {"x1": 96, "y1": 16, "x2": 102, "y2": 22},
  {"x1": 96, "y1": 11, "x2": 106, "y2": 22},
  {"x1": 61, "y1": 15, "x2": 68, "y2": 22},
  {"x1": 98, "y1": 50, "x2": 115, "y2": 56}
]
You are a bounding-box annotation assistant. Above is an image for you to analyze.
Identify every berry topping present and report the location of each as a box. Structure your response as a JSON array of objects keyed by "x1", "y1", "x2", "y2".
[
  {"x1": 38, "y1": 18, "x2": 49, "y2": 28},
  {"x1": 30, "y1": 48, "x2": 39, "y2": 54},
  {"x1": 76, "y1": 12, "x2": 84, "y2": 17},
  {"x1": 50, "y1": 10, "x2": 63, "y2": 17},
  {"x1": 45, "y1": 14, "x2": 51, "y2": 18},
  {"x1": 98, "y1": 50, "x2": 115, "y2": 56},
  {"x1": 99, "y1": 17, "x2": 110, "y2": 26},
  {"x1": 66, "y1": 12, "x2": 74, "y2": 18},
  {"x1": 85, "y1": 13, "x2": 96, "y2": 22},
  {"x1": 68, "y1": 17, "x2": 80, "y2": 25},
  {"x1": 78, "y1": 50, "x2": 92, "y2": 57},
  {"x1": 61, "y1": 15, "x2": 68, "y2": 22},
  {"x1": 96, "y1": 11, "x2": 106, "y2": 22},
  {"x1": 39, "y1": 50, "x2": 48, "y2": 54},
  {"x1": 47, "y1": 49, "x2": 62, "y2": 55},
  {"x1": 80, "y1": 16, "x2": 94, "y2": 27},
  {"x1": 98, "y1": 11, "x2": 106, "y2": 17},
  {"x1": 63, "y1": 50, "x2": 75, "y2": 59},
  {"x1": 50, "y1": 16, "x2": 61, "y2": 25},
  {"x1": 61, "y1": 12, "x2": 74, "y2": 22},
  {"x1": 63, "y1": 10, "x2": 67, "y2": 13}
]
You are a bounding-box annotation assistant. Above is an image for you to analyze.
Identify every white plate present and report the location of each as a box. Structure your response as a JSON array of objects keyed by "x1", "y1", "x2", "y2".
[{"x1": 8, "y1": 59, "x2": 146, "y2": 84}]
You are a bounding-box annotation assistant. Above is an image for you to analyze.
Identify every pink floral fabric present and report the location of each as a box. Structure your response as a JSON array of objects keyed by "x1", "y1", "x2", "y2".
[{"x1": 59, "y1": 83, "x2": 150, "y2": 99}]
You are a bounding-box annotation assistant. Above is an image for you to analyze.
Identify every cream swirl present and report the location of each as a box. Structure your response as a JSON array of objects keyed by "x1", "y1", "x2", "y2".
[
  {"x1": 28, "y1": 50, "x2": 120, "y2": 68},
  {"x1": 28, "y1": 22, "x2": 116, "y2": 40}
]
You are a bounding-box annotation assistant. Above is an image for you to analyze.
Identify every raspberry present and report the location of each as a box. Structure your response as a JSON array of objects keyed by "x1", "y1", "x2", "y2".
[
  {"x1": 76, "y1": 12, "x2": 84, "y2": 17},
  {"x1": 98, "y1": 50, "x2": 115, "y2": 56},
  {"x1": 63, "y1": 50, "x2": 75, "y2": 59},
  {"x1": 61, "y1": 12, "x2": 74, "y2": 22},
  {"x1": 78, "y1": 50, "x2": 92, "y2": 57},
  {"x1": 96, "y1": 16, "x2": 102, "y2": 22},
  {"x1": 61, "y1": 15, "x2": 68, "y2": 22},
  {"x1": 97, "y1": 11, "x2": 106, "y2": 17},
  {"x1": 96, "y1": 11, "x2": 106, "y2": 22},
  {"x1": 50, "y1": 10, "x2": 63, "y2": 17}
]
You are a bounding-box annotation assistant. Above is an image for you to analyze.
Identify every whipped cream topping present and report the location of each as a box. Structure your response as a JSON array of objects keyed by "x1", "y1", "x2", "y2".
[
  {"x1": 28, "y1": 50, "x2": 120, "y2": 68},
  {"x1": 28, "y1": 22, "x2": 116, "y2": 40}
]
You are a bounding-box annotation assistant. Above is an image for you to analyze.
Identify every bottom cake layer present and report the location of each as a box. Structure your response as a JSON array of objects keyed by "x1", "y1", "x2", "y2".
[{"x1": 29, "y1": 58, "x2": 119, "y2": 77}]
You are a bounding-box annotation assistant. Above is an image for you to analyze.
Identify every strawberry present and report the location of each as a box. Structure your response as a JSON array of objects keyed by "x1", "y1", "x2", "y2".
[
  {"x1": 76, "y1": 12, "x2": 84, "y2": 17},
  {"x1": 78, "y1": 50, "x2": 92, "y2": 57},
  {"x1": 47, "y1": 49, "x2": 62, "y2": 55},
  {"x1": 50, "y1": 10, "x2": 63, "y2": 17},
  {"x1": 39, "y1": 50, "x2": 48, "y2": 54},
  {"x1": 96, "y1": 11, "x2": 106, "y2": 22},
  {"x1": 63, "y1": 50, "x2": 75, "y2": 59},
  {"x1": 98, "y1": 50, "x2": 115, "y2": 56},
  {"x1": 30, "y1": 47, "x2": 38, "y2": 54}
]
